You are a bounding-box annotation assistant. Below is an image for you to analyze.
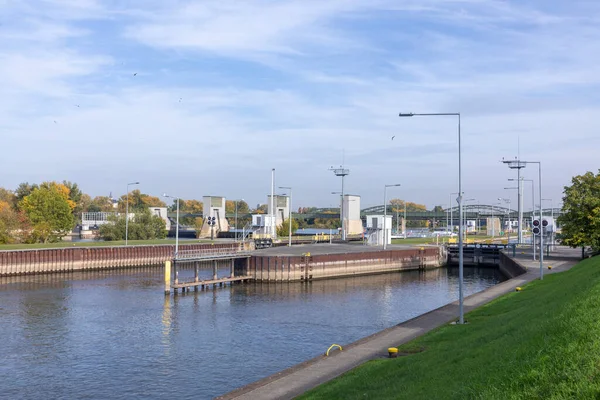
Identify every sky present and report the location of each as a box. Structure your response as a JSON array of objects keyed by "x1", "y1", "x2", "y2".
[{"x1": 2, "y1": 0, "x2": 599, "y2": 210}]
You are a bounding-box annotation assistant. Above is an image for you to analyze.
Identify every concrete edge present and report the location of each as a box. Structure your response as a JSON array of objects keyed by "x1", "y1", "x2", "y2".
[{"x1": 216, "y1": 270, "x2": 524, "y2": 400}]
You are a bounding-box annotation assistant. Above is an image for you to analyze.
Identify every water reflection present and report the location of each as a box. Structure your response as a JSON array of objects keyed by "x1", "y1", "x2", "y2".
[{"x1": 0, "y1": 266, "x2": 503, "y2": 400}]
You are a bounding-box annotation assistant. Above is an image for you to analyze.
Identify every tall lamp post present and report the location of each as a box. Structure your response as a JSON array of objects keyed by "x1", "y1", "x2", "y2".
[
  {"x1": 163, "y1": 193, "x2": 179, "y2": 258},
  {"x1": 502, "y1": 160, "x2": 526, "y2": 243},
  {"x1": 450, "y1": 191, "x2": 459, "y2": 235},
  {"x1": 383, "y1": 184, "x2": 401, "y2": 250},
  {"x1": 542, "y1": 198, "x2": 554, "y2": 249},
  {"x1": 279, "y1": 186, "x2": 293, "y2": 247},
  {"x1": 509, "y1": 178, "x2": 535, "y2": 236},
  {"x1": 234, "y1": 198, "x2": 245, "y2": 242},
  {"x1": 498, "y1": 197, "x2": 512, "y2": 238},
  {"x1": 399, "y1": 112, "x2": 464, "y2": 324},
  {"x1": 403, "y1": 199, "x2": 407, "y2": 239},
  {"x1": 125, "y1": 181, "x2": 140, "y2": 245}
]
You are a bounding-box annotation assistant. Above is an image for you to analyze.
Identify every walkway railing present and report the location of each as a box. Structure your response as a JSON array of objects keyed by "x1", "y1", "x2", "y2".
[{"x1": 175, "y1": 245, "x2": 251, "y2": 261}]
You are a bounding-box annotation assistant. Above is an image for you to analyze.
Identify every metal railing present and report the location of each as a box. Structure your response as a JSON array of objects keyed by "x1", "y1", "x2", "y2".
[{"x1": 175, "y1": 246, "x2": 250, "y2": 261}]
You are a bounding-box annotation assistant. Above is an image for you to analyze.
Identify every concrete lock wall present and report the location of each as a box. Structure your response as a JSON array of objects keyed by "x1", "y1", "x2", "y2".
[
  {"x1": 268, "y1": 195, "x2": 289, "y2": 227},
  {"x1": 200, "y1": 196, "x2": 229, "y2": 237},
  {"x1": 249, "y1": 247, "x2": 444, "y2": 282},
  {"x1": 0, "y1": 243, "x2": 242, "y2": 276},
  {"x1": 342, "y1": 195, "x2": 362, "y2": 235}
]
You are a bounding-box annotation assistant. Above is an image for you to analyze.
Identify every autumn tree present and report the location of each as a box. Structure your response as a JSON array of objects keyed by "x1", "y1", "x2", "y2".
[
  {"x1": 389, "y1": 199, "x2": 428, "y2": 228},
  {"x1": 117, "y1": 189, "x2": 166, "y2": 213},
  {"x1": 88, "y1": 196, "x2": 115, "y2": 212},
  {"x1": 177, "y1": 199, "x2": 203, "y2": 226},
  {"x1": 558, "y1": 170, "x2": 600, "y2": 251},
  {"x1": 0, "y1": 188, "x2": 16, "y2": 209},
  {"x1": 254, "y1": 204, "x2": 268, "y2": 214},
  {"x1": 19, "y1": 184, "x2": 75, "y2": 243}
]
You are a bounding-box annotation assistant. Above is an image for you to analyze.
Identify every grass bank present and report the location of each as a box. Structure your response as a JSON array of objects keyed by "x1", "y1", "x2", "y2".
[
  {"x1": 0, "y1": 239, "x2": 212, "y2": 251},
  {"x1": 301, "y1": 256, "x2": 600, "y2": 399}
]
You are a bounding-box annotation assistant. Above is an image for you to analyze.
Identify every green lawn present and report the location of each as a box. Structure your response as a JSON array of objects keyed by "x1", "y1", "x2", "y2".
[
  {"x1": 0, "y1": 239, "x2": 212, "y2": 251},
  {"x1": 301, "y1": 256, "x2": 600, "y2": 400}
]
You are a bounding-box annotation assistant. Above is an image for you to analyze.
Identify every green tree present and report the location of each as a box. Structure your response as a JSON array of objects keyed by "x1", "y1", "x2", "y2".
[
  {"x1": 15, "y1": 182, "x2": 38, "y2": 204},
  {"x1": 277, "y1": 218, "x2": 299, "y2": 237},
  {"x1": 19, "y1": 185, "x2": 74, "y2": 243},
  {"x1": 0, "y1": 201, "x2": 19, "y2": 243},
  {"x1": 432, "y1": 205, "x2": 444, "y2": 212},
  {"x1": 558, "y1": 170, "x2": 600, "y2": 251},
  {"x1": 98, "y1": 209, "x2": 167, "y2": 241}
]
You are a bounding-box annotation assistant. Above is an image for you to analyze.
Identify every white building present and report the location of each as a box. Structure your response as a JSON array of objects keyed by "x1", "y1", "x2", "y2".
[
  {"x1": 342, "y1": 194, "x2": 362, "y2": 236},
  {"x1": 365, "y1": 215, "x2": 392, "y2": 246},
  {"x1": 199, "y1": 196, "x2": 229, "y2": 237}
]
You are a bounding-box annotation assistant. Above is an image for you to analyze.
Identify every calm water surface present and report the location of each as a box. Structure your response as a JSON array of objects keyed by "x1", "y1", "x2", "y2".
[{"x1": 0, "y1": 266, "x2": 504, "y2": 399}]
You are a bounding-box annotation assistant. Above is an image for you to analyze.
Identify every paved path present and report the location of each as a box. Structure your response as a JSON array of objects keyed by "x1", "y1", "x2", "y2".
[{"x1": 217, "y1": 247, "x2": 581, "y2": 400}]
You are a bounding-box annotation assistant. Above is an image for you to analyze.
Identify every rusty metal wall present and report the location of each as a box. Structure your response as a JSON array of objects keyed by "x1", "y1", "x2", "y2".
[
  {"x1": 0, "y1": 243, "x2": 240, "y2": 276},
  {"x1": 250, "y1": 247, "x2": 444, "y2": 282}
]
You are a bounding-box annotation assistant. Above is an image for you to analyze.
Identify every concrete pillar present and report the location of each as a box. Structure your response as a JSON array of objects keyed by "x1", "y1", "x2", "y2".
[
  {"x1": 213, "y1": 260, "x2": 218, "y2": 281},
  {"x1": 194, "y1": 261, "x2": 199, "y2": 282},
  {"x1": 230, "y1": 259, "x2": 235, "y2": 278}
]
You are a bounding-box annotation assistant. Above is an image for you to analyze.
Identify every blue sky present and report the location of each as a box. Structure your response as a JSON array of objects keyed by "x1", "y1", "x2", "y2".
[{"x1": 1, "y1": 0, "x2": 599, "y2": 210}]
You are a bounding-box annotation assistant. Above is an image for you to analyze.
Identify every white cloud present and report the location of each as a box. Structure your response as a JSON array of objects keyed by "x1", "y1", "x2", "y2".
[{"x1": 1, "y1": 0, "x2": 599, "y2": 207}]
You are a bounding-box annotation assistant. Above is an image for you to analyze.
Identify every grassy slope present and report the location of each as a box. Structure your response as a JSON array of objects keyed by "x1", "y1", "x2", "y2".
[
  {"x1": 0, "y1": 239, "x2": 211, "y2": 250},
  {"x1": 301, "y1": 256, "x2": 600, "y2": 400}
]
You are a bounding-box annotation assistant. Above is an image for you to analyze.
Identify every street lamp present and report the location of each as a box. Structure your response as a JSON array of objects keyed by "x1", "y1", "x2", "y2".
[
  {"x1": 279, "y1": 186, "x2": 293, "y2": 247},
  {"x1": 399, "y1": 112, "x2": 464, "y2": 324},
  {"x1": 233, "y1": 198, "x2": 245, "y2": 242},
  {"x1": 450, "y1": 192, "x2": 459, "y2": 235},
  {"x1": 383, "y1": 184, "x2": 401, "y2": 250},
  {"x1": 509, "y1": 178, "x2": 535, "y2": 235},
  {"x1": 125, "y1": 181, "x2": 139, "y2": 245},
  {"x1": 502, "y1": 159, "x2": 526, "y2": 244},
  {"x1": 163, "y1": 193, "x2": 179, "y2": 258}
]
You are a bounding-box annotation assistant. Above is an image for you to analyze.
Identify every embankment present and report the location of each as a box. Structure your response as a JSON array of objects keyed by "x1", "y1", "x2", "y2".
[{"x1": 0, "y1": 243, "x2": 242, "y2": 276}]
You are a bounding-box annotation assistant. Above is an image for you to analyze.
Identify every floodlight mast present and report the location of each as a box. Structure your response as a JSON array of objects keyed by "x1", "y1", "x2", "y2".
[
  {"x1": 503, "y1": 158, "x2": 526, "y2": 244},
  {"x1": 329, "y1": 166, "x2": 350, "y2": 240}
]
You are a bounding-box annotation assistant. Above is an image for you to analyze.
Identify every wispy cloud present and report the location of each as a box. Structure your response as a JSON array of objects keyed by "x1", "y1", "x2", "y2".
[{"x1": 1, "y1": 0, "x2": 599, "y2": 207}]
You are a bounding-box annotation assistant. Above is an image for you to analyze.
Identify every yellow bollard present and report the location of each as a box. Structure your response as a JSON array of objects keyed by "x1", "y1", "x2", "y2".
[
  {"x1": 548, "y1": 265, "x2": 553, "y2": 270},
  {"x1": 164, "y1": 260, "x2": 171, "y2": 295},
  {"x1": 515, "y1": 287, "x2": 522, "y2": 292},
  {"x1": 388, "y1": 347, "x2": 399, "y2": 358}
]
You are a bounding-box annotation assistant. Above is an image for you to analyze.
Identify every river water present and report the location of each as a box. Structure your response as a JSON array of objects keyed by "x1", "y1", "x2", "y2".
[{"x1": 0, "y1": 266, "x2": 504, "y2": 399}]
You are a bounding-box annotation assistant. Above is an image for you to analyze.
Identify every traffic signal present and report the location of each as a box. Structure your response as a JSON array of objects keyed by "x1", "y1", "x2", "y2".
[
  {"x1": 542, "y1": 219, "x2": 548, "y2": 227},
  {"x1": 532, "y1": 219, "x2": 541, "y2": 235}
]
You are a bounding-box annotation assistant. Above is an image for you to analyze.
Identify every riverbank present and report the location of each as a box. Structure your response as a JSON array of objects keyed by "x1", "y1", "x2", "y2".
[
  {"x1": 218, "y1": 247, "x2": 581, "y2": 400},
  {"x1": 299, "y1": 249, "x2": 590, "y2": 399},
  {"x1": 0, "y1": 238, "x2": 213, "y2": 250}
]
